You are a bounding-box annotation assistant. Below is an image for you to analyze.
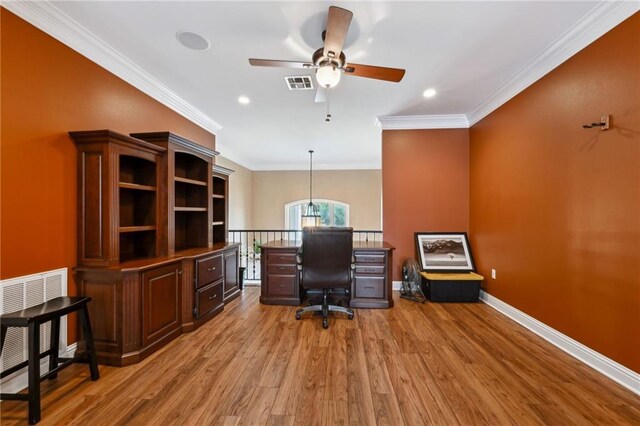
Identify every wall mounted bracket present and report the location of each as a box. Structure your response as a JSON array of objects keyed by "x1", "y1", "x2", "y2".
[{"x1": 582, "y1": 115, "x2": 610, "y2": 130}]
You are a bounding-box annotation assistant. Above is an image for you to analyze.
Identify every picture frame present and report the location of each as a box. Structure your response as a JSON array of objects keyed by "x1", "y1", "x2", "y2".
[{"x1": 414, "y1": 232, "x2": 475, "y2": 272}]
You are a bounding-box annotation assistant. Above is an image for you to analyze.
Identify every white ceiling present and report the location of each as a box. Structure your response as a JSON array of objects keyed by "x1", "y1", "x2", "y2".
[{"x1": 20, "y1": 1, "x2": 632, "y2": 169}]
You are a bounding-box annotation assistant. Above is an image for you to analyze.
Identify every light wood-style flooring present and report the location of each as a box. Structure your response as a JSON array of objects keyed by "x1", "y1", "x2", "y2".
[{"x1": 1, "y1": 287, "x2": 638, "y2": 425}]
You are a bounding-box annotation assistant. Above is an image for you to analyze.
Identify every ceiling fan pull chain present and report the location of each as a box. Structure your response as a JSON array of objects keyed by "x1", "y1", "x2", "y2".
[{"x1": 326, "y1": 86, "x2": 332, "y2": 122}]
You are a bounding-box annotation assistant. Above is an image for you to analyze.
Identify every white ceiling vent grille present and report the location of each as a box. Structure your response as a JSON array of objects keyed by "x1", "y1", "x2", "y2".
[{"x1": 285, "y1": 76, "x2": 314, "y2": 91}]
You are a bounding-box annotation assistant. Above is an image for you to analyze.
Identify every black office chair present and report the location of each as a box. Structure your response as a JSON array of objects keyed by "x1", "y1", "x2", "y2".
[{"x1": 295, "y1": 226, "x2": 355, "y2": 329}]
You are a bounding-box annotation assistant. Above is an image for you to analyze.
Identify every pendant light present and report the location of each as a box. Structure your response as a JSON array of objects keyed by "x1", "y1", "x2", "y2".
[{"x1": 301, "y1": 150, "x2": 321, "y2": 227}]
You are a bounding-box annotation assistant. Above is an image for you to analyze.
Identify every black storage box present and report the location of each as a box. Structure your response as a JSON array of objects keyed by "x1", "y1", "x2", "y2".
[{"x1": 420, "y1": 272, "x2": 483, "y2": 302}]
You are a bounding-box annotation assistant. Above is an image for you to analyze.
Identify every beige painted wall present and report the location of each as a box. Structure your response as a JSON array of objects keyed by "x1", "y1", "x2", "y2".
[
  {"x1": 216, "y1": 156, "x2": 253, "y2": 229},
  {"x1": 251, "y1": 170, "x2": 382, "y2": 230}
]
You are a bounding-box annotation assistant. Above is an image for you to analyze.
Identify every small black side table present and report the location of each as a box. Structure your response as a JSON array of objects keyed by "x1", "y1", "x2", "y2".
[{"x1": 1, "y1": 296, "x2": 100, "y2": 424}]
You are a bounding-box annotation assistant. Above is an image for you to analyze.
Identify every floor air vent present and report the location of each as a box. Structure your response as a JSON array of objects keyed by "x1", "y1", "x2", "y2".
[
  {"x1": 285, "y1": 76, "x2": 314, "y2": 90},
  {"x1": 0, "y1": 268, "x2": 68, "y2": 375}
]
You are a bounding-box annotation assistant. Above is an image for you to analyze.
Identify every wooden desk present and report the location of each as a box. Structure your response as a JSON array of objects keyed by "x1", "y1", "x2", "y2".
[{"x1": 260, "y1": 240, "x2": 395, "y2": 308}]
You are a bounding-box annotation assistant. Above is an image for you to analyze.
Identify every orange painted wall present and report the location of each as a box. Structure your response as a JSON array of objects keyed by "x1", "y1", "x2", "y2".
[
  {"x1": 1, "y1": 10, "x2": 215, "y2": 341},
  {"x1": 382, "y1": 129, "x2": 469, "y2": 280},
  {"x1": 469, "y1": 13, "x2": 640, "y2": 372}
]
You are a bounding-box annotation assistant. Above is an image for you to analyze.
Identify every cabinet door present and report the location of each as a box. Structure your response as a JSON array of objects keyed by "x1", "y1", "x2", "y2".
[
  {"x1": 223, "y1": 248, "x2": 240, "y2": 302},
  {"x1": 141, "y1": 263, "x2": 181, "y2": 347}
]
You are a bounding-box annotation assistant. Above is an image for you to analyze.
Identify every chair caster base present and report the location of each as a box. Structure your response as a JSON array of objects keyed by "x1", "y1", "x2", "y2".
[
  {"x1": 348, "y1": 314, "x2": 354, "y2": 320},
  {"x1": 323, "y1": 319, "x2": 329, "y2": 329}
]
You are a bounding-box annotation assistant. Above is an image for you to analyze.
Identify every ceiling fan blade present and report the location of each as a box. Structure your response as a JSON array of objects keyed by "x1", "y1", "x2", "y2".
[
  {"x1": 249, "y1": 58, "x2": 314, "y2": 69},
  {"x1": 343, "y1": 63, "x2": 406, "y2": 82},
  {"x1": 315, "y1": 86, "x2": 327, "y2": 103},
  {"x1": 323, "y1": 6, "x2": 353, "y2": 60}
]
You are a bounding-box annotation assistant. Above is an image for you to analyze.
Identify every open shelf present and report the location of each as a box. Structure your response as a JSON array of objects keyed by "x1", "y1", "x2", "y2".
[
  {"x1": 212, "y1": 197, "x2": 225, "y2": 223},
  {"x1": 175, "y1": 152, "x2": 208, "y2": 182},
  {"x1": 120, "y1": 225, "x2": 156, "y2": 233},
  {"x1": 211, "y1": 172, "x2": 228, "y2": 244},
  {"x1": 212, "y1": 222, "x2": 225, "y2": 244},
  {"x1": 120, "y1": 156, "x2": 156, "y2": 187},
  {"x1": 212, "y1": 175, "x2": 226, "y2": 197},
  {"x1": 119, "y1": 155, "x2": 157, "y2": 261},
  {"x1": 175, "y1": 211, "x2": 208, "y2": 251},
  {"x1": 120, "y1": 189, "x2": 156, "y2": 227},
  {"x1": 174, "y1": 176, "x2": 207, "y2": 186},
  {"x1": 173, "y1": 150, "x2": 212, "y2": 252},
  {"x1": 119, "y1": 230, "x2": 156, "y2": 263},
  {"x1": 175, "y1": 180, "x2": 207, "y2": 209},
  {"x1": 175, "y1": 207, "x2": 207, "y2": 212},
  {"x1": 119, "y1": 182, "x2": 157, "y2": 191}
]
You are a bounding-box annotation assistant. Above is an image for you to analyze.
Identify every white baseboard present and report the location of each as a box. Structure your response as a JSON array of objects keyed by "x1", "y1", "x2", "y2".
[
  {"x1": 0, "y1": 343, "x2": 77, "y2": 396},
  {"x1": 392, "y1": 281, "x2": 402, "y2": 291},
  {"x1": 243, "y1": 280, "x2": 261, "y2": 287},
  {"x1": 480, "y1": 290, "x2": 640, "y2": 395}
]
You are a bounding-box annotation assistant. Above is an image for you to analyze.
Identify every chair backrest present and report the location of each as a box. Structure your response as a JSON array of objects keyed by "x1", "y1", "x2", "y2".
[{"x1": 301, "y1": 227, "x2": 353, "y2": 290}]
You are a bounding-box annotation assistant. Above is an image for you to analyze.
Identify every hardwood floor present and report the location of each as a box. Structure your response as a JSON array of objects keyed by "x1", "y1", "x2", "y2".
[{"x1": 1, "y1": 287, "x2": 638, "y2": 425}]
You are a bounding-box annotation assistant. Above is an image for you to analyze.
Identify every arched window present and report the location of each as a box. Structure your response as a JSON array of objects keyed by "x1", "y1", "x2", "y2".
[{"x1": 285, "y1": 199, "x2": 350, "y2": 230}]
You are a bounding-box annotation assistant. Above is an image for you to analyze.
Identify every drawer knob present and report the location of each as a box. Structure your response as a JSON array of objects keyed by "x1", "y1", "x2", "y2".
[
  {"x1": 365, "y1": 286, "x2": 375, "y2": 290},
  {"x1": 207, "y1": 267, "x2": 216, "y2": 272},
  {"x1": 278, "y1": 284, "x2": 285, "y2": 288},
  {"x1": 208, "y1": 294, "x2": 217, "y2": 300}
]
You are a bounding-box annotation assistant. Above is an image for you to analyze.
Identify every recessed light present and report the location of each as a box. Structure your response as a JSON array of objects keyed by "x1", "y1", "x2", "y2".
[
  {"x1": 238, "y1": 96, "x2": 250, "y2": 105},
  {"x1": 423, "y1": 88, "x2": 437, "y2": 98},
  {"x1": 176, "y1": 30, "x2": 210, "y2": 51}
]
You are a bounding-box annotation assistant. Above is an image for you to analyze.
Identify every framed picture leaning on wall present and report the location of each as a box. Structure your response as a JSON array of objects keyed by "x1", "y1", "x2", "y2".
[{"x1": 415, "y1": 232, "x2": 475, "y2": 272}]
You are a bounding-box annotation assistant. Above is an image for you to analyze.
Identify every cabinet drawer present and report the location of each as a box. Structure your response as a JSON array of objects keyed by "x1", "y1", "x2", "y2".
[
  {"x1": 354, "y1": 275, "x2": 385, "y2": 299},
  {"x1": 196, "y1": 280, "x2": 223, "y2": 318},
  {"x1": 354, "y1": 265, "x2": 385, "y2": 275},
  {"x1": 268, "y1": 264, "x2": 297, "y2": 274},
  {"x1": 268, "y1": 275, "x2": 296, "y2": 296},
  {"x1": 266, "y1": 252, "x2": 297, "y2": 265},
  {"x1": 196, "y1": 254, "x2": 223, "y2": 288},
  {"x1": 354, "y1": 252, "x2": 386, "y2": 264}
]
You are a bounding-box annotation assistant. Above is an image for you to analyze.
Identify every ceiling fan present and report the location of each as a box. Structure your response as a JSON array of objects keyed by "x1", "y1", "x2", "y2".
[{"x1": 249, "y1": 6, "x2": 406, "y2": 103}]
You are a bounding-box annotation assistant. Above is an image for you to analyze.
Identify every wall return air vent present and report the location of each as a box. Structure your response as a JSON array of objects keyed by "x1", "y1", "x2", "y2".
[{"x1": 285, "y1": 76, "x2": 314, "y2": 90}]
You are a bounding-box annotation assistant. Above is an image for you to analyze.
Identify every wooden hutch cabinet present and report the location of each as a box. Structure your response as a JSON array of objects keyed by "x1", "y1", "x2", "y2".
[
  {"x1": 71, "y1": 130, "x2": 240, "y2": 366},
  {"x1": 72, "y1": 130, "x2": 167, "y2": 266}
]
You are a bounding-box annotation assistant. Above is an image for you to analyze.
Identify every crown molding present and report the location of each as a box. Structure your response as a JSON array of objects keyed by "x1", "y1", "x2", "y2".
[
  {"x1": 214, "y1": 140, "x2": 256, "y2": 170},
  {"x1": 467, "y1": 1, "x2": 640, "y2": 126},
  {"x1": 376, "y1": 114, "x2": 469, "y2": 130},
  {"x1": 3, "y1": 1, "x2": 223, "y2": 135},
  {"x1": 250, "y1": 161, "x2": 381, "y2": 171},
  {"x1": 5, "y1": 1, "x2": 637, "y2": 167}
]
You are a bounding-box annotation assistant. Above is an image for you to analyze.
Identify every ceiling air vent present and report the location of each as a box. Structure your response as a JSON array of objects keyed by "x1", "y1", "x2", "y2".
[{"x1": 285, "y1": 76, "x2": 314, "y2": 91}]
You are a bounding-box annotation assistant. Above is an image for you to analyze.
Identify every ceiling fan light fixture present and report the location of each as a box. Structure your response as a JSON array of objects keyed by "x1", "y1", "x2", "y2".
[{"x1": 316, "y1": 64, "x2": 341, "y2": 88}]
